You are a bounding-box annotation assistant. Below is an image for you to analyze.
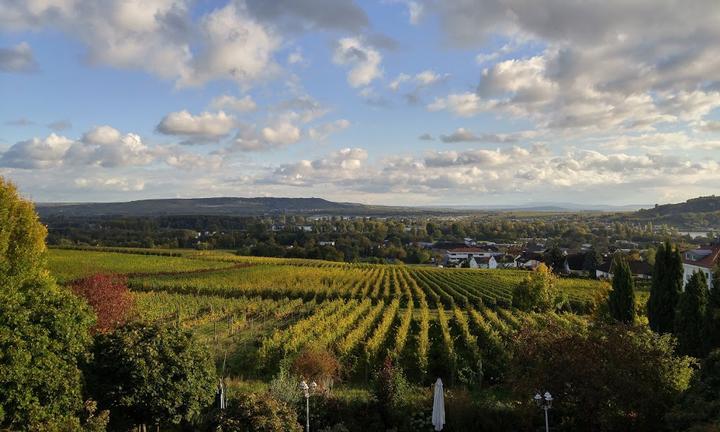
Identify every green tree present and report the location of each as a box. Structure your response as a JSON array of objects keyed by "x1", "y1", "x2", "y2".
[
  {"x1": 608, "y1": 254, "x2": 636, "y2": 324},
  {"x1": 703, "y1": 267, "x2": 720, "y2": 354},
  {"x1": 582, "y1": 249, "x2": 600, "y2": 277},
  {"x1": 675, "y1": 271, "x2": 710, "y2": 358},
  {"x1": 512, "y1": 264, "x2": 562, "y2": 312},
  {"x1": 215, "y1": 393, "x2": 301, "y2": 432},
  {"x1": 648, "y1": 241, "x2": 683, "y2": 333},
  {"x1": 0, "y1": 178, "x2": 94, "y2": 429},
  {"x1": 510, "y1": 322, "x2": 694, "y2": 431},
  {"x1": 87, "y1": 323, "x2": 217, "y2": 429},
  {"x1": 543, "y1": 246, "x2": 566, "y2": 274},
  {"x1": 666, "y1": 348, "x2": 720, "y2": 430}
]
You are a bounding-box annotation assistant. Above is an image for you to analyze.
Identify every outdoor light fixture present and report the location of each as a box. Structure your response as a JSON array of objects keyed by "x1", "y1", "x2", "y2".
[
  {"x1": 534, "y1": 391, "x2": 553, "y2": 432},
  {"x1": 300, "y1": 380, "x2": 318, "y2": 432}
]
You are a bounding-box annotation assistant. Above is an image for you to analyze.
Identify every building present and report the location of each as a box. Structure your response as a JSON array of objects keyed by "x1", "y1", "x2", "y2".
[
  {"x1": 444, "y1": 247, "x2": 503, "y2": 264},
  {"x1": 596, "y1": 260, "x2": 653, "y2": 280},
  {"x1": 682, "y1": 244, "x2": 720, "y2": 289},
  {"x1": 469, "y1": 255, "x2": 497, "y2": 269},
  {"x1": 515, "y1": 252, "x2": 544, "y2": 270}
]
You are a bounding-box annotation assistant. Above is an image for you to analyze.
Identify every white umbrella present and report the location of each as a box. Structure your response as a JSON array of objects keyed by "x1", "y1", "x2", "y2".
[{"x1": 432, "y1": 378, "x2": 445, "y2": 431}]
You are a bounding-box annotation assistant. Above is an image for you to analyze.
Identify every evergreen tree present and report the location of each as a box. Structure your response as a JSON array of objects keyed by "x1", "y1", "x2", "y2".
[
  {"x1": 608, "y1": 254, "x2": 636, "y2": 324},
  {"x1": 648, "y1": 241, "x2": 684, "y2": 333},
  {"x1": 675, "y1": 271, "x2": 709, "y2": 358},
  {"x1": 704, "y1": 267, "x2": 720, "y2": 353},
  {"x1": 582, "y1": 248, "x2": 601, "y2": 277},
  {"x1": 0, "y1": 177, "x2": 94, "y2": 429}
]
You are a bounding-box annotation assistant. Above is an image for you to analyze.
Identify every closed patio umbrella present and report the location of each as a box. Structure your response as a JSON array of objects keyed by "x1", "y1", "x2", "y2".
[{"x1": 432, "y1": 378, "x2": 445, "y2": 431}]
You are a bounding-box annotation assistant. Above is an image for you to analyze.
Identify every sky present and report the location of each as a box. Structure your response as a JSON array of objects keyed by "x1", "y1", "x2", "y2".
[{"x1": 1, "y1": 0, "x2": 719, "y2": 206}]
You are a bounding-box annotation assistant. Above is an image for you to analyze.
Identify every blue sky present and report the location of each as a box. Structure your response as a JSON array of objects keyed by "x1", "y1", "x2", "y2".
[{"x1": 1, "y1": 0, "x2": 719, "y2": 206}]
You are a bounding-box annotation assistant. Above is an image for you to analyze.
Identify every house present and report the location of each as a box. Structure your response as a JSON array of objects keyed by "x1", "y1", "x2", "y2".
[
  {"x1": 564, "y1": 253, "x2": 588, "y2": 276},
  {"x1": 444, "y1": 247, "x2": 503, "y2": 264},
  {"x1": 515, "y1": 252, "x2": 544, "y2": 270},
  {"x1": 495, "y1": 254, "x2": 519, "y2": 268},
  {"x1": 318, "y1": 241, "x2": 335, "y2": 247},
  {"x1": 445, "y1": 255, "x2": 497, "y2": 269},
  {"x1": 596, "y1": 260, "x2": 653, "y2": 280},
  {"x1": 682, "y1": 244, "x2": 720, "y2": 289}
]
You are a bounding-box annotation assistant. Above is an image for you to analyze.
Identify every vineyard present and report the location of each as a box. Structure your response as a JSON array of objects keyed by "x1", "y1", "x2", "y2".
[{"x1": 48, "y1": 247, "x2": 603, "y2": 385}]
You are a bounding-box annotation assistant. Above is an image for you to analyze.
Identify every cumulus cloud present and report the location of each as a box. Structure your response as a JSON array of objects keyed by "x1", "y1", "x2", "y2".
[
  {"x1": 245, "y1": 0, "x2": 368, "y2": 32},
  {"x1": 261, "y1": 122, "x2": 301, "y2": 146},
  {"x1": 0, "y1": 134, "x2": 74, "y2": 169},
  {"x1": 156, "y1": 110, "x2": 236, "y2": 142},
  {"x1": 262, "y1": 147, "x2": 368, "y2": 186},
  {"x1": 0, "y1": 42, "x2": 38, "y2": 73},
  {"x1": 0, "y1": 1, "x2": 280, "y2": 88},
  {"x1": 427, "y1": 0, "x2": 720, "y2": 132},
  {"x1": 210, "y1": 94, "x2": 257, "y2": 112},
  {"x1": 418, "y1": 133, "x2": 435, "y2": 141},
  {"x1": 0, "y1": 126, "x2": 155, "y2": 169},
  {"x1": 333, "y1": 37, "x2": 382, "y2": 87},
  {"x1": 439, "y1": 128, "x2": 518, "y2": 143}
]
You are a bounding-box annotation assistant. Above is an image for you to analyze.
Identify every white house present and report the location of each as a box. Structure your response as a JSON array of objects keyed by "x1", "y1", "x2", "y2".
[
  {"x1": 682, "y1": 245, "x2": 720, "y2": 289},
  {"x1": 469, "y1": 255, "x2": 497, "y2": 269},
  {"x1": 444, "y1": 247, "x2": 503, "y2": 264}
]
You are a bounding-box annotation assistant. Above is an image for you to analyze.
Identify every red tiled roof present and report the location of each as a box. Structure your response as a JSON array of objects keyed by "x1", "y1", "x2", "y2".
[
  {"x1": 682, "y1": 245, "x2": 720, "y2": 269},
  {"x1": 447, "y1": 247, "x2": 493, "y2": 253}
]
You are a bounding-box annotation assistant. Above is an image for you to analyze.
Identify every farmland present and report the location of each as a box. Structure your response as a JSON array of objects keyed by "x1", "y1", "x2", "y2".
[{"x1": 47, "y1": 247, "x2": 605, "y2": 384}]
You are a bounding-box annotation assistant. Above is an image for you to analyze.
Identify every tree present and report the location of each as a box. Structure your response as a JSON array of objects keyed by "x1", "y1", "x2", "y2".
[
  {"x1": 703, "y1": 266, "x2": 720, "y2": 354},
  {"x1": 510, "y1": 322, "x2": 694, "y2": 431},
  {"x1": 675, "y1": 271, "x2": 710, "y2": 358},
  {"x1": 608, "y1": 254, "x2": 636, "y2": 324},
  {"x1": 71, "y1": 274, "x2": 134, "y2": 334},
  {"x1": 87, "y1": 323, "x2": 217, "y2": 429},
  {"x1": 543, "y1": 246, "x2": 566, "y2": 273},
  {"x1": 666, "y1": 348, "x2": 720, "y2": 430},
  {"x1": 648, "y1": 241, "x2": 683, "y2": 333},
  {"x1": 512, "y1": 264, "x2": 562, "y2": 312},
  {"x1": 0, "y1": 177, "x2": 94, "y2": 429},
  {"x1": 215, "y1": 393, "x2": 301, "y2": 432},
  {"x1": 582, "y1": 248, "x2": 600, "y2": 277}
]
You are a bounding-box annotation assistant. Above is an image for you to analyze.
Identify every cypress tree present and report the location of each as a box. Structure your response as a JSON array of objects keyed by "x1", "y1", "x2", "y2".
[
  {"x1": 648, "y1": 241, "x2": 684, "y2": 333},
  {"x1": 704, "y1": 268, "x2": 720, "y2": 353},
  {"x1": 608, "y1": 254, "x2": 636, "y2": 324},
  {"x1": 675, "y1": 271, "x2": 709, "y2": 358}
]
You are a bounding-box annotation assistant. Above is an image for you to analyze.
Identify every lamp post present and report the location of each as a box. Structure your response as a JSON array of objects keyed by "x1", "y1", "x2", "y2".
[
  {"x1": 300, "y1": 380, "x2": 317, "y2": 432},
  {"x1": 534, "y1": 391, "x2": 553, "y2": 432}
]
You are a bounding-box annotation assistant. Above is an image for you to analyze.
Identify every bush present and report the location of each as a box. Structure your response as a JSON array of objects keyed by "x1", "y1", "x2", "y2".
[
  {"x1": 512, "y1": 264, "x2": 562, "y2": 312},
  {"x1": 291, "y1": 347, "x2": 340, "y2": 391},
  {"x1": 71, "y1": 274, "x2": 134, "y2": 334},
  {"x1": 509, "y1": 321, "x2": 695, "y2": 431},
  {"x1": 216, "y1": 392, "x2": 302, "y2": 432},
  {"x1": 87, "y1": 323, "x2": 217, "y2": 429}
]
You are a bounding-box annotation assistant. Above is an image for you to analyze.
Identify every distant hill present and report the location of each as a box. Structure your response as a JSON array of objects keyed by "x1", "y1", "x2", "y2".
[
  {"x1": 630, "y1": 195, "x2": 720, "y2": 229},
  {"x1": 35, "y1": 197, "x2": 434, "y2": 217},
  {"x1": 636, "y1": 196, "x2": 720, "y2": 217}
]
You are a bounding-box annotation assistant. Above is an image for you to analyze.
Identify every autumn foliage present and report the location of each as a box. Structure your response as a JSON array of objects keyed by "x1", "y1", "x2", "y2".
[{"x1": 71, "y1": 274, "x2": 134, "y2": 333}]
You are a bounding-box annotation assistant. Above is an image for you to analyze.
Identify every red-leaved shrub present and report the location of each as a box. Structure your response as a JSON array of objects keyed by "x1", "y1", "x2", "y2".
[{"x1": 71, "y1": 274, "x2": 134, "y2": 334}]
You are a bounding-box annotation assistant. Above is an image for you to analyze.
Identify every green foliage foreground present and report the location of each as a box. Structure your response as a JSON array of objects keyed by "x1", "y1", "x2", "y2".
[{"x1": 0, "y1": 178, "x2": 94, "y2": 429}]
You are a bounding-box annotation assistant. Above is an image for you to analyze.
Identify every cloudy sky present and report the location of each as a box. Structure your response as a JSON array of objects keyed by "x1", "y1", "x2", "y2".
[{"x1": 1, "y1": 0, "x2": 719, "y2": 206}]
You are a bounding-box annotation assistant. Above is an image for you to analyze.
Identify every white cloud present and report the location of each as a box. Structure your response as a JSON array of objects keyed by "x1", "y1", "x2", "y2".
[
  {"x1": 428, "y1": 0, "x2": 720, "y2": 133},
  {"x1": 0, "y1": 42, "x2": 38, "y2": 73},
  {"x1": 0, "y1": 1, "x2": 281, "y2": 88},
  {"x1": 428, "y1": 92, "x2": 489, "y2": 117},
  {"x1": 0, "y1": 134, "x2": 73, "y2": 169},
  {"x1": 333, "y1": 37, "x2": 383, "y2": 88},
  {"x1": 263, "y1": 147, "x2": 368, "y2": 186},
  {"x1": 0, "y1": 127, "x2": 155, "y2": 169},
  {"x1": 439, "y1": 128, "x2": 518, "y2": 143},
  {"x1": 75, "y1": 176, "x2": 145, "y2": 191},
  {"x1": 308, "y1": 119, "x2": 351, "y2": 141},
  {"x1": 210, "y1": 94, "x2": 257, "y2": 112},
  {"x1": 156, "y1": 110, "x2": 236, "y2": 141},
  {"x1": 261, "y1": 122, "x2": 301, "y2": 146}
]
